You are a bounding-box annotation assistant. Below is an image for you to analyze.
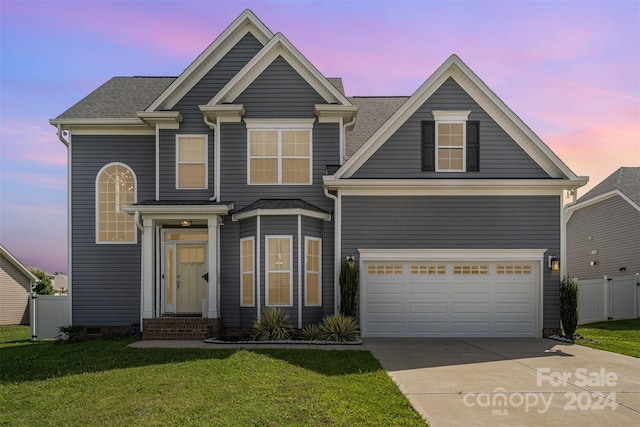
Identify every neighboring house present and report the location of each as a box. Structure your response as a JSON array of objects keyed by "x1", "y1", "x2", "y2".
[
  {"x1": 52, "y1": 274, "x2": 68, "y2": 294},
  {"x1": 566, "y1": 167, "x2": 640, "y2": 280},
  {"x1": 0, "y1": 244, "x2": 36, "y2": 325},
  {"x1": 49, "y1": 10, "x2": 586, "y2": 339}
]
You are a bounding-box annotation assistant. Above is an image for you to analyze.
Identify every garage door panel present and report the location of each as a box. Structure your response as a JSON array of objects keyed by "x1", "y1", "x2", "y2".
[
  {"x1": 410, "y1": 302, "x2": 447, "y2": 313},
  {"x1": 367, "y1": 302, "x2": 404, "y2": 314},
  {"x1": 362, "y1": 259, "x2": 539, "y2": 337},
  {"x1": 409, "y1": 282, "x2": 447, "y2": 294}
]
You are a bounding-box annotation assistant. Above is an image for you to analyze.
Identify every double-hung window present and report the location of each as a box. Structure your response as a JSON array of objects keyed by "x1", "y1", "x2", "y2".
[
  {"x1": 246, "y1": 120, "x2": 313, "y2": 185},
  {"x1": 422, "y1": 111, "x2": 479, "y2": 172},
  {"x1": 305, "y1": 237, "x2": 321, "y2": 306},
  {"x1": 176, "y1": 135, "x2": 208, "y2": 189},
  {"x1": 240, "y1": 237, "x2": 255, "y2": 307},
  {"x1": 266, "y1": 236, "x2": 292, "y2": 306}
]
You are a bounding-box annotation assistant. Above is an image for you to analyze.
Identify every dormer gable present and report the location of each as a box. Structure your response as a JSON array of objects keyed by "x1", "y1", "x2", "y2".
[{"x1": 146, "y1": 10, "x2": 274, "y2": 112}]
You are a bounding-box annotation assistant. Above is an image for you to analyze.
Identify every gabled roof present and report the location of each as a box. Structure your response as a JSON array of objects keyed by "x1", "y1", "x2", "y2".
[
  {"x1": 335, "y1": 54, "x2": 582, "y2": 181},
  {"x1": 206, "y1": 33, "x2": 352, "y2": 106},
  {"x1": 146, "y1": 9, "x2": 274, "y2": 112},
  {"x1": 0, "y1": 244, "x2": 38, "y2": 284},
  {"x1": 577, "y1": 167, "x2": 640, "y2": 206},
  {"x1": 565, "y1": 167, "x2": 640, "y2": 218}
]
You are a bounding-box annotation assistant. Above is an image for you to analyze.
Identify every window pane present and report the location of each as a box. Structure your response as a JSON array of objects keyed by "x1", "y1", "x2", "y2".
[
  {"x1": 242, "y1": 274, "x2": 254, "y2": 305},
  {"x1": 268, "y1": 238, "x2": 290, "y2": 270},
  {"x1": 250, "y1": 131, "x2": 278, "y2": 156},
  {"x1": 178, "y1": 164, "x2": 206, "y2": 188},
  {"x1": 307, "y1": 239, "x2": 320, "y2": 271},
  {"x1": 306, "y1": 274, "x2": 319, "y2": 305},
  {"x1": 282, "y1": 158, "x2": 310, "y2": 184},
  {"x1": 450, "y1": 123, "x2": 463, "y2": 135},
  {"x1": 250, "y1": 159, "x2": 278, "y2": 184},
  {"x1": 179, "y1": 137, "x2": 206, "y2": 162},
  {"x1": 282, "y1": 131, "x2": 309, "y2": 156},
  {"x1": 242, "y1": 240, "x2": 253, "y2": 272},
  {"x1": 268, "y1": 272, "x2": 290, "y2": 305}
]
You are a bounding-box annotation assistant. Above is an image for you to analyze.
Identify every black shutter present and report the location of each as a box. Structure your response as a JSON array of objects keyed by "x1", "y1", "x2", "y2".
[
  {"x1": 466, "y1": 121, "x2": 480, "y2": 172},
  {"x1": 421, "y1": 121, "x2": 435, "y2": 171}
]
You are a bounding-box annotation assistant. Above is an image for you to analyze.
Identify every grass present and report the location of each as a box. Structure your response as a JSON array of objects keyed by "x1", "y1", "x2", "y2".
[
  {"x1": 575, "y1": 319, "x2": 640, "y2": 358},
  {"x1": 0, "y1": 326, "x2": 425, "y2": 426}
]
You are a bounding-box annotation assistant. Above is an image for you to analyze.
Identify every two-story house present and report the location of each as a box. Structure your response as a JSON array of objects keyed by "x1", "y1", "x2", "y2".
[{"x1": 50, "y1": 10, "x2": 587, "y2": 339}]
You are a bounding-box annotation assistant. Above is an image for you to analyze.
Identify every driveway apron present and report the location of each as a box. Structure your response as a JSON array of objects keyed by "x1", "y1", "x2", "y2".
[{"x1": 364, "y1": 338, "x2": 640, "y2": 426}]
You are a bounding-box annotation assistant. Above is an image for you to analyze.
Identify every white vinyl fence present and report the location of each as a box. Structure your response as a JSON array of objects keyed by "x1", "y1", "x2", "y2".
[
  {"x1": 30, "y1": 294, "x2": 69, "y2": 339},
  {"x1": 577, "y1": 275, "x2": 639, "y2": 325}
]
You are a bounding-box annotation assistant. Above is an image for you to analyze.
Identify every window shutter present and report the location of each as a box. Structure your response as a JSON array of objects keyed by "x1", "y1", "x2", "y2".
[
  {"x1": 421, "y1": 121, "x2": 435, "y2": 171},
  {"x1": 466, "y1": 121, "x2": 480, "y2": 172}
]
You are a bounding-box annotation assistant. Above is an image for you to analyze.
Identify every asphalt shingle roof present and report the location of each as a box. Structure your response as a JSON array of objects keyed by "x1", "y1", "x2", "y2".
[
  {"x1": 56, "y1": 77, "x2": 175, "y2": 119},
  {"x1": 233, "y1": 199, "x2": 328, "y2": 214},
  {"x1": 577, "y1": 167, "x2": 640, "y2": 205}
]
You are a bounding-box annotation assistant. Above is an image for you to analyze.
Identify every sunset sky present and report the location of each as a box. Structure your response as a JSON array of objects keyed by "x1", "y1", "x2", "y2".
[{"x1": 1, "y1": 0, "x2": 639, "y2": 273}]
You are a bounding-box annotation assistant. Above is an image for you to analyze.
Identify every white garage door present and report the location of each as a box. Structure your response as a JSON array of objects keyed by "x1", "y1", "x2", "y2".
[{"x1": 361, "y1": 256, "x2": 541, "y2": 337}]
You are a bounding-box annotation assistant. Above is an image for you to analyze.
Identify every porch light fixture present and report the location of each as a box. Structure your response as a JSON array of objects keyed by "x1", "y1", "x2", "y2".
[
  {"x1": 180, "y1": 220, "x2": 192, "y2": 227},
  {"x1": 548, "y1": 256, "x2": 560, "y2": 271}
]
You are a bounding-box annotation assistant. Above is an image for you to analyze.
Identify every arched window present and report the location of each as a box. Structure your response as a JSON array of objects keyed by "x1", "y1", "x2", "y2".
[{"x1": 96, "y1": 163, "x2": 137, "y2": 243}]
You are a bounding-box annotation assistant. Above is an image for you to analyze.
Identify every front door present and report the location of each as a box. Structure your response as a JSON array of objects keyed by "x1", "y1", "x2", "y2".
[{"x1": 176, "y1": 244, "x2": 207, "y2": 313}]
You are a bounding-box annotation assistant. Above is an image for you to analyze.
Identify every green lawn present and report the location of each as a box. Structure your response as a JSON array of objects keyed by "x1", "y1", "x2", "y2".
[
  {"x1": 575, "y1": 319, "x2": 640, "y2": 358},
  {"x1": 0, "y1": 326, "x2": 425, "y2": 426}
]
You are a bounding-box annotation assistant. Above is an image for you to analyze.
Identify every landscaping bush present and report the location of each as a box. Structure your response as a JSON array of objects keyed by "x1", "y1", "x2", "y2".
[
  {"x1": 318, "y1": 314, "x2": 360, "y2": 342},
  {"x1": 560, "y1": 275, "x2": 579, "y2": 339},
  {"x1": 339, "y1": 257, "x2": 359, "y2": 318},
  {"x1": 253, "y1": 307, "x2": 293, "y2": 341},
  {"x1": 300, "y1": 324, "x2": 321, "y2": 341}
]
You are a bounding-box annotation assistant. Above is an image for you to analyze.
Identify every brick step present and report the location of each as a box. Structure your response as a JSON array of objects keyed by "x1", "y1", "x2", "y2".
[{"x1": 142, "y1": 317, "x2": 222, "y2": 340}]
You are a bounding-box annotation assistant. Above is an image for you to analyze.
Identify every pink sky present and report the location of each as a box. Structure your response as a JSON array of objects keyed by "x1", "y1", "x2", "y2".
[{"x1": 1, "y1": 0, "x2": 638, "y2": 273}]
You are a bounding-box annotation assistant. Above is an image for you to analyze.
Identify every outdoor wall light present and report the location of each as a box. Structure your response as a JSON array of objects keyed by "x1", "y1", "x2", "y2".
[
  {"x1": 548, "y1": 256, "x2": 560, "y2": 271},
  {"x1": 180, "y1": 220, "x2": 192, "y2": 227}
]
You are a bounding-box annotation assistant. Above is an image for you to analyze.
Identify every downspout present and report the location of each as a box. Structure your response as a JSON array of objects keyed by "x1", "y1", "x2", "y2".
[
  {"x1": 57, "y1": 124, "x2": 72, "y2": 326},
  {"x1": 340, "y1": 116, "x2": 356, "y2": 164},
  {"x1": 203, "y1": 116, "x2": 220, "y2": 202},
  {"x1": 324, "y1": 187, "x2": 340, "y2": 314}
]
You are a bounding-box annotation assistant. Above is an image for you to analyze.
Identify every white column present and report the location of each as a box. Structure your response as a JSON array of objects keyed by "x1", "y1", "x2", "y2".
[
  {"x1": 207, "y1": 217, "x2": 219, "y2": 318},
  {"x1": 142, "y1": 218, "x2": 154, "y2": 319}
]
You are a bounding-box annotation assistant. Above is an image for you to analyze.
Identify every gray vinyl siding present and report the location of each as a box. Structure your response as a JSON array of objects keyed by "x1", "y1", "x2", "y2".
[
  {"x1": 352, "y1": 78, "x2": 550, "y2": 179},
  {"x1": 235, "y1": 57, "x2": 326, "y2": 118},
  {"x1": 159, "y1": 34, "x2": 264, "y2": 201},
  {"x1": 567, "y1": 196, "x2": 640, "y2": 280},
  {"x1": 71, "y1": 135, "x2": 155, "y2": 326},
  {"x1": 0, "y1": 258, "x2": 31, "y2": 325},
  {"x1": 341, "y1": 195, "x2": 562, "y2": 329}
]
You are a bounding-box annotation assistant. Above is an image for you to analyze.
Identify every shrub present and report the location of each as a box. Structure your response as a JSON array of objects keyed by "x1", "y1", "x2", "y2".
[
  {"x1": 253, "y1": 307, "x2": 293, "y2": 341},
  {"x1": 339, "y1": 257, "x2": 359, "y2": 318},
  {"x1": 560, "y1": 275, "x2": 579, "y2": 339},
  {"x1": 318, "y1": 314, "x2": 360, "y2": 342},
  {"x1": 300, "y1": 324, "x2": 321, "y2": 341},
  {"x1": 31, "y1": 269, "x2": 55, "y2": 295}
]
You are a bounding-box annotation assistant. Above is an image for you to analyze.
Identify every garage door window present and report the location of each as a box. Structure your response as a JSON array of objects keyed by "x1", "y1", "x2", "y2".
[
  {"x1": 410, "y1": 265, "x2": 446, "y2": 274},
  {"x1": 454, "y1": 265, "x2": 488, "y2": 275},
  {"x1": 368, "y1": 265, "x2": 403, "y2": 275},
  {"x1": 497, "y1": 265, "x2": 532, "y2": 274}
]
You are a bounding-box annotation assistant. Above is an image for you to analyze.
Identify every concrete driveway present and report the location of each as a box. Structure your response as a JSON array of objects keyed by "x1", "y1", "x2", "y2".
[{"x1": 364, "y1": 338, "x2": 640, "y2": 426}]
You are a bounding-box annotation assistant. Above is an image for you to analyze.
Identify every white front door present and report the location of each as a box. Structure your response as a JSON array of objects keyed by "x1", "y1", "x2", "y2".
[{"x1": 176, "y1": 244, "x2": 207, "y2": 313}]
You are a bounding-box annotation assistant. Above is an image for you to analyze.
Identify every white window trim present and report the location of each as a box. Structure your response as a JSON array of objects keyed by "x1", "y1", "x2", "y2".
[
  {"x1": 95, "y1": 162, "x2": 138, "y2": 244},
  {"x1": 304, "y1": 236, "x2": 322, "y2": 307},
  {"x1": 245, "y1": 119, "x2": 314, "y2": 186},
  {"x1": 265, "y1": 235, "x2": 293, "y2": 307},
  {"x1": 240, "y1": 236, "x2": 255, "y2": 307},
  {"x1": 432, "y1": 110, "x2": 470, "y2": 173},
  {"x1": 175, "y1": 134, "x2": 209, "y2": 189}
]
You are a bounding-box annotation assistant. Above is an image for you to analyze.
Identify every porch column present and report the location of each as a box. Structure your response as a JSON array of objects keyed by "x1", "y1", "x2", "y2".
[
  {"x1": 207, "y1": 218, "x2": 219, "y2": 318},
  {"x1": 142, "y1": 218, "x2": 154, "y2": 319}
]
